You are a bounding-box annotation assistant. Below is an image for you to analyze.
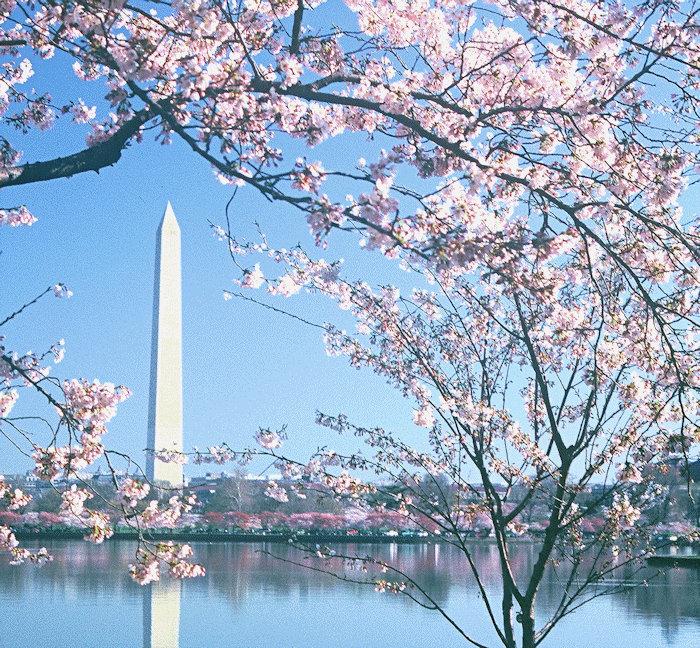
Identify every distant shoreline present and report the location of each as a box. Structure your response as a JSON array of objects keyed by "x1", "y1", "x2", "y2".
[
  {"x1": 11, "y1": 529, "x2": 700, "y2": 569},
  {"x1": 13, "y1": 528, "x2": 698, "y2": 557},
  {"x1": 12, "y1": 528, "x2": 481, "y2": 544}
]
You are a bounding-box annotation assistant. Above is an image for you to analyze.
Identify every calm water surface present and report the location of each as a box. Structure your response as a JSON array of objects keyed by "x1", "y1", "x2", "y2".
[{"x1": 2, "y1": 539, "x2": 699, "y2": 648}]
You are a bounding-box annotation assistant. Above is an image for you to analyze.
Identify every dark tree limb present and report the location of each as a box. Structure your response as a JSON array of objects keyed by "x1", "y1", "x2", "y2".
[
  {"x1": 290, "y1": 0, "x2": 304, "y2": 55},
  {"x1": 0, "y1": 109, "x2": 151, "y2": 189}
]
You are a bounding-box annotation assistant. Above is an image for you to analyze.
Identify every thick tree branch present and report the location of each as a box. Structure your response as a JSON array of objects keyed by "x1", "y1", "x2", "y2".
[{"x1": 0, "y1": 110, "x2": 150, "y2": 189}]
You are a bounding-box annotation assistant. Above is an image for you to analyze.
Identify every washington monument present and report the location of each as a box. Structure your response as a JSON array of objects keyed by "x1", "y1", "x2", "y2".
[{"x1": 146, "y1": 203, "x2": 183, "y2": 487}]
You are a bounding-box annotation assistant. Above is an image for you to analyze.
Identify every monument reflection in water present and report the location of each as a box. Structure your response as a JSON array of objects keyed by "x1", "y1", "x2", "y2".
[{"x1": 143, "y1": 579, "x2": 181, "y2": 648}]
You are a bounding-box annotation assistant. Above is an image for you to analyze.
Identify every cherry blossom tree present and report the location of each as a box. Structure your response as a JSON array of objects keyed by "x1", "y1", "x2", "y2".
[
  {"x1": 2, "y1": 0, "x2": 700, "y2": 646},
  {"x1": 224, "y1": 229, "x2": 699, "y2": 647}
]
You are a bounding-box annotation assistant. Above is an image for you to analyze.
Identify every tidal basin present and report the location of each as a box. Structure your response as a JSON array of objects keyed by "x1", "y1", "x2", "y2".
[{"x1": 1, "y1": 540, "x2": 699, "y2": 648}]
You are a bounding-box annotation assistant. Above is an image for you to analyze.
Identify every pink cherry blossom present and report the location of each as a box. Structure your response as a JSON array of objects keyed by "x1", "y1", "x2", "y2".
[
  {"x1": 0, "y1": 206, "x2": 36, "y2": 227},
  {"x1": 52, "y1": 284, "x2": 73, "y2": 298},
  {"x1": 116, "y1": 478, "x2": 151, "y2": 508},
  {"x1": 255, "y1": 427, "x2": 285, "y2": 449},
  {"x1": 240, "y1": 264, "x2": 265, "y2": 289},
  {"x1": 264, "y1": 480, "x2": 289, "y2": 502}
]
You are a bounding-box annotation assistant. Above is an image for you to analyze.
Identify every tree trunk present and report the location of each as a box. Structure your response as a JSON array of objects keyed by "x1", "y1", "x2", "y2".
[
  {"x1": 520, "y1": 603, "x2": 536, "y2": 648},
  {"x1": 502, "y1": 586, "x2": 516, "y2": 648}
]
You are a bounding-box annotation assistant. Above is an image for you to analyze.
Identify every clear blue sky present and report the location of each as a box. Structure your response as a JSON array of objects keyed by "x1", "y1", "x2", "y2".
[{"x1": 0, "y1": 90, "x2": 422, "y2": 478}]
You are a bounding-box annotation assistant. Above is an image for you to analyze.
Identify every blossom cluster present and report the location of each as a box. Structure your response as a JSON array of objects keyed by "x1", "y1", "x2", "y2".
[
  {"x1": 153, "y1": 448, "x2": 189, "y2": 466},
  {"x1": 374, "y1": 580, "x2": 407, "y2": 594},
  {"x1": 116, "y1": 478, "x2": 151, "y2": 508},
  {"x1": 264, "y1": 480, "x2": 289, "y2": 503},
  {"x1": 255, "y1": 427, "x2": 285, "y2": 449},
  {"x1": 191, "y1": 444, "x2": 240, "y2": 465},
  {"x1": 139, "y1": 494, "x2": 197, "y2": 529},
  {"x1": 0, "y1": 525, "x2": 51, "y2": 566},
  {"x1": 0, "y1": 206, "x2": 36, "y2": 227},
  {"x1": 0, "y1": 476, "x2": 31, "y2": 510},
  {"x1": 129, "y1": 542, "x2": 205, "y2": 585},
  {"x1": 31, "y1": 378, "x2": 131, "y2": 480}
]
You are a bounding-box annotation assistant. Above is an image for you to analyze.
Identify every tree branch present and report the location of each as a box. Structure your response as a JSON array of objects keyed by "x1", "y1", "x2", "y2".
[
  {"x1": 0, "y1": 110, "x2": 151, "y2": 189},
  {"x1": 290, "y1": 0, "x2": 304, "y2": 55}
]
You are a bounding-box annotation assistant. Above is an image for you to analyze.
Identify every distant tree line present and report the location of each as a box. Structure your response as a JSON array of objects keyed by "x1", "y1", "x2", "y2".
[{"x1": 3, "y1": 466, "x2": 697, "y2": 536}]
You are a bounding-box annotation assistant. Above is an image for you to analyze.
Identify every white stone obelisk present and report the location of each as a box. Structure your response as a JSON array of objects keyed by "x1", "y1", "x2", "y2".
[{"x1": 146, "y1": 203, "x2": 183, "y2": 487}]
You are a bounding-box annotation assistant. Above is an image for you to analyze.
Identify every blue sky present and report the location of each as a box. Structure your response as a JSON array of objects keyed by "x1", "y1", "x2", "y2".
[{"x1": 0, "y1": 118, "x2": 423, "y2": 478}]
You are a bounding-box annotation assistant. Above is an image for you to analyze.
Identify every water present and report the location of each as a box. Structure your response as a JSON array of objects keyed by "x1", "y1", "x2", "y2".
[{"x1": 1, "y1": 540, "x2": 699, "y2": 648}]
